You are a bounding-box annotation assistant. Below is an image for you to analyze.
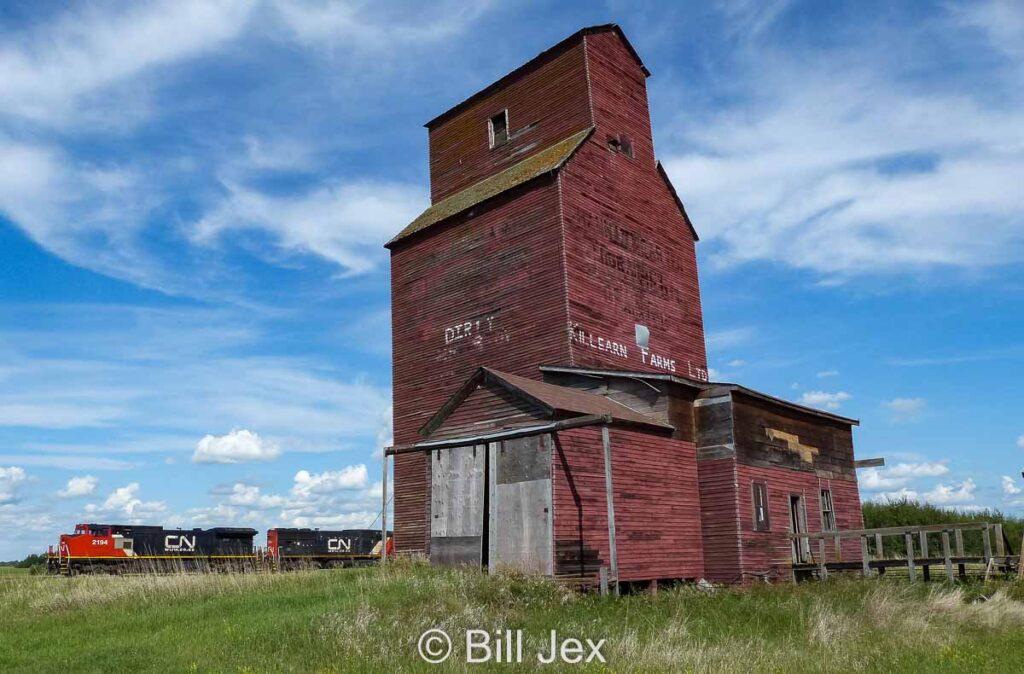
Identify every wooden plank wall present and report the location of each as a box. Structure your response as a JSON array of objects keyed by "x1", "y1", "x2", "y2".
[
  {"x1": 430, "y1": 384, "x2": 549, "y2": 441},
  {"x1": 559, "y1": 31, "x2": 707, "y2": 381},
  {"x1": 427, "y1": 40, "x2": 592, "y2": 202},
  {"x1": 390, "y1": 179, "x2": 569, "y2": 554},
  {"x1": 551, "y1": 426, "x2": 704, "y2": 581}
]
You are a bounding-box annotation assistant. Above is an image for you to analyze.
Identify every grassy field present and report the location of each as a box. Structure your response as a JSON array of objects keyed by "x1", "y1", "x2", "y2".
[
  {"x1": 0, "y1": 566, "x2": 30, "y2": 575},
  {"x1": 2, "y1": 560, "x2": 1023, "y2": 673}
]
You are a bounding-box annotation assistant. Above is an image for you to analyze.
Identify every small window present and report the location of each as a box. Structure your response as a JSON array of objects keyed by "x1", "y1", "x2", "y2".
[
  {"x1": 606, "y1": 133, "x2": 634, "y2": 158},
  {"x1": 488, "y1": 110, "x2": 509, "y2": 147},
  {"x1": 752, "y1": 482, "x2": 770, "y2": 531},
  {"x1": 820, "y1": 489, "x2": 836, "y2": 532}
]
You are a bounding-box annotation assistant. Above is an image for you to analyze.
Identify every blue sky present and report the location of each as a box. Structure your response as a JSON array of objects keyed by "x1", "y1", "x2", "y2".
[{"x1": 0, "y1": 1, "x2": 1022, "y2": 560}]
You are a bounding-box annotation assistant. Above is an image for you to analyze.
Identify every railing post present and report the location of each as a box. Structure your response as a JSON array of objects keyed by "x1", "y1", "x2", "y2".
[
  {"x1": 905, "y1": 532, "x2": 916, "y2": 583},
  {"x1": 995, "y1": 524, "x2": 1005, "y2": 559},
  {"x1": 955, "y1": 529, "x2": 966, "y2": 578},
  {"x1": 983, "y1": 525, "x2": 993, "y2": 565},
  {"x1": 818, "y1": 538, "x2": 828, "y2": 580},
  {"x1": 942, "y1": 531, "x2": 954, "y2": 583},
  {"x1": 860, "y1": 536, "x2": 871, "y2": 577},
  {"x1": 834, "y1": 534, "x2": 843, "y2": 562},
  {"x1": 875, "y1": 533, "x2": 884, "y2": 559}
]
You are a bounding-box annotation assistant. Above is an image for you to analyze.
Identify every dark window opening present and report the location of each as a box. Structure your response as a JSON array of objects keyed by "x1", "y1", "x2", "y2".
[
  {"x1": 820, "y1": 489, "x2": 836, "y2": 532},
  {"x1": 607, "y1": 133, "x2": 634, "y2": 158},
  {"x1": 489, "y1": 110, "x2": 509, "y2": 147},
  {"x1": 752, "y1": 481, "x2": 770, "y2": 531}
]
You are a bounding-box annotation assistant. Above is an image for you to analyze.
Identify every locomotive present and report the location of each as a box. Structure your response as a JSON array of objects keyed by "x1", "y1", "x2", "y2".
[
  {"x1": 47, "y1": 523, "x2": 259, "y2": 575},
  {"x1": 267, "y1": 528, "x2": 391, "y2": 570},
  {"x1": 47, "y1": 523, "x2": 393, "y2": 575}
]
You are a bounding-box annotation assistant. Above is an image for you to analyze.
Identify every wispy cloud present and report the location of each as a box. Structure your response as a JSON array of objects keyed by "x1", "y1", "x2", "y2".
[
  {"x1": 884, "y1": 397, "x2": 927, "y2": 423},
  {"x1": 663, "y1": 2, "x2": 1024, "y2": 280},
  {"x1": 798, "y1": 390, "x2": 851, "y2": 411}
]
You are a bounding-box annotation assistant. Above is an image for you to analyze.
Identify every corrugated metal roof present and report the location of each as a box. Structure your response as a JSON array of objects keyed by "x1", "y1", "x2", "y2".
[
  {"x1": 538, "y1": 365, "x2": 860, "y2": 426},
  {"x1": 484, "y1": 368, "x2": 671, "y2": 430},
  {"x1": 420, "y1": 366, "x2": 673, "y2": 438},
  {"x1": 385, "y1": 127, "x2": 593, "y2": 248}
]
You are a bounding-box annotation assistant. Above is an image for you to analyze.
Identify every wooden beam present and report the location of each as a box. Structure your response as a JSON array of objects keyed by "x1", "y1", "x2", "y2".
[
  {"x1": 818, "y1": 539, "x2": 828, "y2": 580},
  {"x1": 875, "y1": 533, "x2": 884, "y2": 559},
  {"x1": 905, "y1": 533, "x2": 916, "y2": 583},
  {"x1": 381, "y1": 454, "x2": 388, "y2": 563},
  {"x1": 942, "y1": 531, "x2": 954, "y2": 583},
  {"x1": 983, "y1": 525, "x2": 993, "y2": 564},
  {"x1": 790, "y1": 522, "x2": 991, "y2": 541},
  {"x1": 601, "y1": 425, "x2": 619, "y2": 597},
  {"x1": 860, "y1": 536, "x2": 871, "y2": 577},
  {"x1": 854, "y1": 457, "x2": 885, "y2": 468},
  {"x1": 386, "y1": 414, "x2": 610, "y2": 455},
  {"x1": 995, "y1": 524, "x2": 1005, "y2": 558}
]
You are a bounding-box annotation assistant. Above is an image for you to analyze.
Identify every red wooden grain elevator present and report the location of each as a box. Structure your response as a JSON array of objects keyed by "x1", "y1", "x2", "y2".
[{"x1": 385, "y1": 25, "x2": 863, "y2": 584}]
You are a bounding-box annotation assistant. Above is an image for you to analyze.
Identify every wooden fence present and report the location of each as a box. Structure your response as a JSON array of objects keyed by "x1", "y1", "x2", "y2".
[{"x1": 790, "y1": 522, "x2": 1019, "y2": 582}]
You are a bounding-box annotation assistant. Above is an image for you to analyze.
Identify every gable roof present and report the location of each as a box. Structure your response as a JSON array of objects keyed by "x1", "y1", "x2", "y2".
[
  {"x1": 420, "y1": 366, "x2": 672, "y2": 438},
  {"x1": 538, "y1": 365, "x2": 859, "y2": 426},
  {"x1": 385, "y1": 127, "x2": 592, "y2": 248},
  {"x1": 425, "y1": 24, "x2": 649, "y2": 130}
]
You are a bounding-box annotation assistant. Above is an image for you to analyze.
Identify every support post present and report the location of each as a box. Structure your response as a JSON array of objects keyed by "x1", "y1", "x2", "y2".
[
  {"x1": 875, "y1": 533, "x2": 884, "y2": 559},
  {"x1": 983, "y1": 525, "x2": 992, "y2": 565},
  {"x1": 599, "y1": 566, "x2": 609, "y2": 596},
  {"x1": 942, "y1": 531, "x2": 954, "y2": 583},
  {"x1": 920, "y1": 530, "x2": 930, "y2": 581},
  {"x1": 834, "y1": 534, "x2": 843, "y2": 562},
  {"x1": 818, "y1": 539, "x2": 828, "y2": 580},
  {"x1": 860, "y1": 536, "x2": 871, "y2": 577},
  {"x1": 905, "y1": 532, "x2": 916, "y2": 583},
  {"x1": 955, "y1": 529, "x2": 966, "y2": 578},
  {"x1": 601, "y1": 425, "x2": 619, "y2": 597},
  {"x1": 995, "y1": 524, "x2": 1005, "y2": 558},
  {"x1": 381, "y1": 454, "x2": 388, "y2": 563}
]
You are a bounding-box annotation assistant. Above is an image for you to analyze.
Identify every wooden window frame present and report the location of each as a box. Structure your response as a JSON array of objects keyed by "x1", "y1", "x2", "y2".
[
  {"x1": 752, "y1": 481, "x2": 770, "y2": 532},
  {"x1": 488, "y1": 109, "x2": 509, "y2": 148},
  {"x1": 820, "y1": 488, "x2": 836, "y2": 532}
]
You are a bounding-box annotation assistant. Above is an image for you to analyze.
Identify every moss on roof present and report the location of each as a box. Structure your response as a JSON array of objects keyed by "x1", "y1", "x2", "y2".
[{"x1": 385, "y1": 127, "x2": 593, "y2": 248}]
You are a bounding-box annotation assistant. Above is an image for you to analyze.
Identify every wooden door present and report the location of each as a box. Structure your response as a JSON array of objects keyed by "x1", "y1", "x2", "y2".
[
  {"x1": 430, "y1": 444, "x2": 486, "y2": 566},
  {"x1": 488, "y1": 435, "x2": 553, "y2": 575},
  {"x1": 789, "y1": 494, "x2": 810, "y2": 563}
]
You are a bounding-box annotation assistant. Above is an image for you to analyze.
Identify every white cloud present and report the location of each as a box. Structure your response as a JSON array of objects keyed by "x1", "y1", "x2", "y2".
[
  {"x1": 58, "y1": 475, "x2": 98, "y2": 498},
  {"x1": 663, "y1": 3, "x2": 1024, "y2": 279},
  {"x1": 923, "y1": 479, "x2": 977, "y2": 505},
  {"x1": 374, "y1": 405, "x2": 394, "y2": 459},
  {"x1": 1017, "y1": 435, "x2": 1024, "y2": 449},
  {"x1": 193, "y1": 429, "x2": 281, "y2": 465},
  {"x1": 189, "y1": 180, "x2": 426, "y2": 276},
  {"x1": 0, "y1": 467, "x2": 27, "y2": 504},
  {"x1": 859, "y1": 462, "x2": 950, "y2": 491},
  {"x1": 0, "y1": 0, "x2": 255, "y2": 126},
  {"x1": 272, "y1": 0, "x2": 489, "y2": 49},
  {"x1": 798, "y1": 390, "x2": 852, "y2": 410},
  {"x1": 1002, "y1": 475, "x2": 1022, "y2": 496},
  {"x1": 816, "y1": 370, "x2": 839, "y2": 378},
  {"x1": 727, "y1": 359, "x2": 746, "y2": 368},
  {"x1": 292, "y1": 465, "x2": 368, "y2": 497},
  {"x1": 884, "y1": 397, "x2": 927, "y2": 423},
  {"x1": 705, "y1": 327, "x2": 754, "y2": 351},
  {"x1": 225, "y1": 483, "x2": 286, "y2": 509},
  {"x1": 85, "y1": 482, "x2": 166, "y2": 520}
]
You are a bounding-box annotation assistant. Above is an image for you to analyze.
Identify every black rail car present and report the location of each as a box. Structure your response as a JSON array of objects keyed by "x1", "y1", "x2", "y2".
[
  {"x1": 268, "y1": 528, "x2": 391, "y2": 569},
  {"x1": 48, "y1": 523, "x2": 258, "y2": 574}
]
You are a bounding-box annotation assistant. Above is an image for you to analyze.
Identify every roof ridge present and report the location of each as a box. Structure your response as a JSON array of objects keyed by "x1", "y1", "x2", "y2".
[{"x1": 385, "y1": 126, "x2": 594, "y2": 248}]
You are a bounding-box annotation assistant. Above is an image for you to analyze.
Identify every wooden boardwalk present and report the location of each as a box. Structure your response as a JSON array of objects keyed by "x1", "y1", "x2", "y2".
[{"x1": 791, "y1": 522, "x2": 1020, "y2": 582}]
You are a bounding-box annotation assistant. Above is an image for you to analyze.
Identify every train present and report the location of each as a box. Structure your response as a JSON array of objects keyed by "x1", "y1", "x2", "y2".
[{"x1": 46, "y1": 523, "x2": 393, "y2": 575}]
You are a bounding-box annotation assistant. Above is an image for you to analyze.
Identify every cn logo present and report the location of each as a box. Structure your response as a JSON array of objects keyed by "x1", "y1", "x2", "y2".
[
  {"x1": 165, "y1": 535, "x2": 196, "y2": 552},
  {"x1": 327, "y1": 538, "x2": 351, "y2": 552}
]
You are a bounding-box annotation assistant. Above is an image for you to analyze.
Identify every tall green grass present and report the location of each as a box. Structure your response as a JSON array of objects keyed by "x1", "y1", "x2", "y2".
[{"x1": 2, "y1": 559, "x2": 1023, "y2": 673}]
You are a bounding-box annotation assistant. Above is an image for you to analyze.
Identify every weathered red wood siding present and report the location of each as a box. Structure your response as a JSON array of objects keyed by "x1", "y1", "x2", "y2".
[
  {"x1": 557, "y1": 33, "x2": 707, "y2": 379},
  {"x1": 552, "y1": 426, "x2": 704, "y2": 581},
  {"x1": 696, "y1": 457, "x2": 743, "y2": 583},
  {"x1": 736, "y1": 465, "x2": 863, "y2": 580},
  {"x1": 426, "y1": 41, "x2": 592, "y2": 202},
  {"x1": 389, "y1": 179, "x2": 569, "y2": 553},
  {"x1": 430, "y1": 383, "x2": 547, "y2": 441}
]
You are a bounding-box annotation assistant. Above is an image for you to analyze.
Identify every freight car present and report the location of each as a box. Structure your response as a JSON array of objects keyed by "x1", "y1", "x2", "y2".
[
  {"x1": 267, "y1": 528, "x2": 393, "y2": 570},
  {"x1": 47, "y1": 523, "x2": 259, "y2": 575}
]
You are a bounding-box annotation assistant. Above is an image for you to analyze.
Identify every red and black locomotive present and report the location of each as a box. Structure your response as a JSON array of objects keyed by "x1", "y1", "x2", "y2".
[
  {"x1": 47, "y1": 523, "x2": 393, "y2": 575},
  {"x1": 267, "y1": 528, "x2": 392, "y2": 570},
  {"x1": 48, "y1": 523, "x2": 259, "y2": 575}
]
